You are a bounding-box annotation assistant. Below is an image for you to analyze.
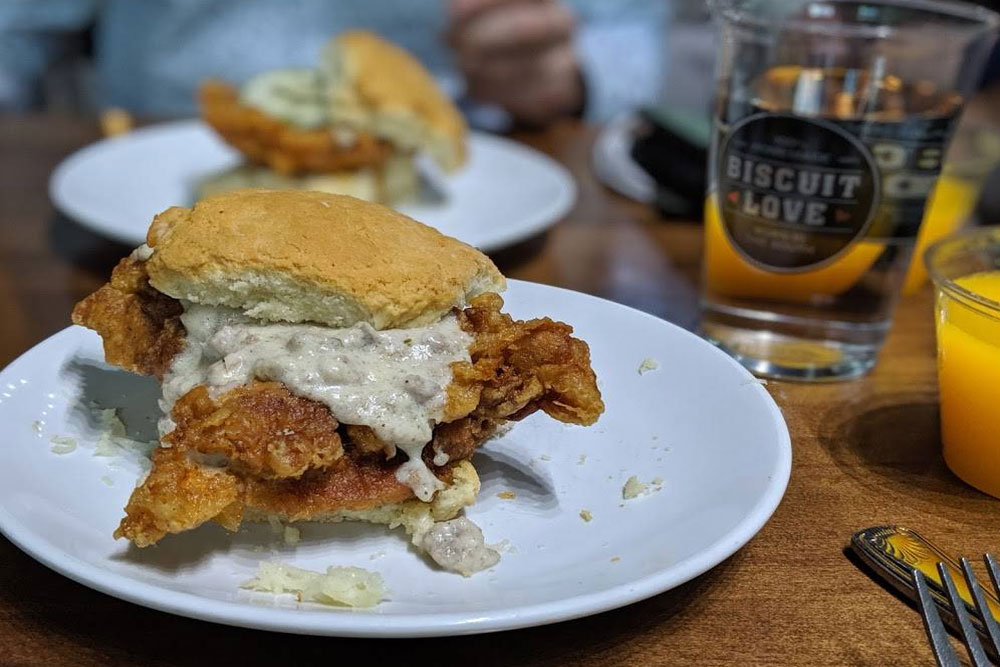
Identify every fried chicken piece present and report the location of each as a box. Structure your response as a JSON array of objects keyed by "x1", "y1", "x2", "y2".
[
  {"x1": 117, "y1": 381, "x2": 465, "y2": 545},
  {"x1": 200, "y1": 80, "x2": 393, "y2": 176},
  {"x1": 448, "y1": 292, "x2": 605, "y2": 426},
  {"x1": 71, "y1": 257, "x2": 184, "y2": 379},
  {"x1": 115, "y1": 446, "x2": 242, "y2": 547},
  {"x1": 242, "y1": 454, "x2": 454, "y2": 520},
  {"x1": 119, "y1": 381, "x2": 348, "y2": 545},
  {"x1": 166, "y1": 383, "x2": 344, "y2": 479},
  {"x1": 342, "y1": 424, "x2": 393, "y2": 458},
  {"x1": 428, "y1": 417, "x2": 501, "y2": 464},
  {"x1": 115, "y1": 385, "x2": 507, "y2": 546}
]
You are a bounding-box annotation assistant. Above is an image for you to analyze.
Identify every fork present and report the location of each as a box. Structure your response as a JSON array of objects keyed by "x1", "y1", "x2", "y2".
[{"x1": 913, "y1": 554, "x2": 1000, "y2": 667}]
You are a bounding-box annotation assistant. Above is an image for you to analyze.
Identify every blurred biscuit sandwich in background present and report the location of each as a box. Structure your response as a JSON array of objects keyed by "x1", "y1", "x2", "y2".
[{"x1": 198, "y1": 31, "x2": 466, "y2": 204}]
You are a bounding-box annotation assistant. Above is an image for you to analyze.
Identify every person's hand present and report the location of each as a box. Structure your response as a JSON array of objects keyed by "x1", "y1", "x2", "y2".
[{"x1": 446, "y1": 0, "x2": 584, "y2": 126}]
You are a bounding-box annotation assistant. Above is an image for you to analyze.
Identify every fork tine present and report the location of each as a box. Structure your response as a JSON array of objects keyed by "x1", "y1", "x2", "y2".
[
  {"x1": 939, "y1": 562, "x2": 991, "y2": 667},
  {"x1": 985, "y1": 554, "x2": 1000, "y2": 602},
  {"x1": 961, "y1": 556, "x2": 1000, "y2": 659},
  {"x1": 983, "y1": 555, "x2": 1000, "y2": 655},
  {"x1": 914, "y1": 569, "x2": 962, "y2": 667}
]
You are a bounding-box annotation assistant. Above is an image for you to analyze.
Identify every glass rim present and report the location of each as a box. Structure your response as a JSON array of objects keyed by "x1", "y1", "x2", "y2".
[
  {"x1": 710, "y1": 0, "x2": 1000, "y2": 39},
  {"x1": 925, "y1": 227, "x2": 1000, "y2": 316}
]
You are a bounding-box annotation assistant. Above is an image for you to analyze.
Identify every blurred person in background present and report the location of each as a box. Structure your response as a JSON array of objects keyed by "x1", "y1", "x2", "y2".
[{"x1": 0, "y1": 0, "x2": 668, "y2": 127}]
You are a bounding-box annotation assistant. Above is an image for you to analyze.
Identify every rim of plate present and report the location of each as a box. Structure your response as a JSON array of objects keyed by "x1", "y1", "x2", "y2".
[
  {"x1": 47, "y1": 121, "x2": 202, "y2": 247},
  {"x1": 0, "y1": 282, "x2": 791, "y2": 637},
  {"x1": 422, "y1": 130, "x2": 577, "y2": 252},
  {"x1": 47, "y1": 120, "x2": 577, "y2": 253}
]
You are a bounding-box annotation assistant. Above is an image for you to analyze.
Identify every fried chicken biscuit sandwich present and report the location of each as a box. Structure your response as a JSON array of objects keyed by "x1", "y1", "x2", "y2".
[
  {"x1": 198, "y1": 31, "x2": 465, "y2": 204},
  {"x1": 72, "y1": 190, "x2": 603, "y2": 575}
]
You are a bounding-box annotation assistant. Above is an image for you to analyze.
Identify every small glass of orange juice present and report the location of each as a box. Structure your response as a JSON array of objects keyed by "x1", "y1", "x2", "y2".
[{"x1": 926, "y1": 228, "x2": 1000, "y2": 498}]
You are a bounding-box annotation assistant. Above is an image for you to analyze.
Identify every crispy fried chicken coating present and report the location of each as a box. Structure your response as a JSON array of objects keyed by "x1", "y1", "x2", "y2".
[
  {"x1": 428, "y1": 417, "x2": 501, "y2": 464},
  {"x1": 166, "y1": 383, "x2": 344, "y2": 479},
  {"x1": 450, "y1": 293, "x2": 604, "y2": 426},
  {"x1": 115, "y1": 446, "x2": 241, "y2": 547},
  {"x1": 116, "y1": 382, "x2": 478, "y2": 546},
  {"x1": 242, "y1": 453, "x2": 451, "y2": 521},
  {"x1": 71, "y1": 257, "x2": 184, "y2": 379},
  {"x1": 200, "y1": 80, "x2": 393, "y2": 176}
]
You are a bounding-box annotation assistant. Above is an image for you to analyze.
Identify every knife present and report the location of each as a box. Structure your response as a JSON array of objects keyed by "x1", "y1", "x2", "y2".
[{"x1": 852, "y1": 525, "x2": 1000, "y2": 658}]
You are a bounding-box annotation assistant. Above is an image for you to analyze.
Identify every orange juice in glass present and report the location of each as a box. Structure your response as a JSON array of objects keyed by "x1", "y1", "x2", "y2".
[
  {"x1": 926, "y1": 228, "x2": 1000, "y2": 498},
  {"x1": 703, "y1": 0, "x2": 999, "y2": 381},
  {"x1": 903, "y1": 126, "x2": 1000, "y2": 294}
]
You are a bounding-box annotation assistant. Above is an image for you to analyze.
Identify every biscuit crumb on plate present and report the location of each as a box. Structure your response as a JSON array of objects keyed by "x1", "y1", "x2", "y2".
[
  {"x1": 242, "y1": 562, "x2": 385, "y2": 608},
  {"x1": 622, "y1": 476, "x2": 648, "y2": 499},
  {"x1": 497, "y1": 491, "x2": 516, "y2": 500},
  {"x1": 638, "y1": 357, "x2": 659, "y2": 375},
  {"x1": 49, "y1": 435, "x2": 77, "y2": 455},
  {"x1": 579, "y1": 509, "x2": 593, "y2": 522}
]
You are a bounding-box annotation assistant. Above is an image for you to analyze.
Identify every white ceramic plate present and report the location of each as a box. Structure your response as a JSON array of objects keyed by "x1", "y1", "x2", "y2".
[
  {"x1": 0, "y1": 281, "x2": 789, "y2": 637},
  {"x1": 48, "y1": 120, "x2": 576, "y2": 252}
]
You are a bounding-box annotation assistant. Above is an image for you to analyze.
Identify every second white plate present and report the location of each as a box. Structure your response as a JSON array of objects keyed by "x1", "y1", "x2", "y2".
[{"x1": 49, "y1": 121, "x2": 576, "y2": 252}]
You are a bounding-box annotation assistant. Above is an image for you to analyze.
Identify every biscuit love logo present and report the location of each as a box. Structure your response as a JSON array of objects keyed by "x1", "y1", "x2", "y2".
[{"x1": 718, "y1": 113, "x2": 879, "y2": 272}]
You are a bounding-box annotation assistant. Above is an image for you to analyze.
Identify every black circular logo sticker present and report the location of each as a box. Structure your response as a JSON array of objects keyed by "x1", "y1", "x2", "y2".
[{"x1": 718, "y1": 113, "x2": 880, "y2": 272}]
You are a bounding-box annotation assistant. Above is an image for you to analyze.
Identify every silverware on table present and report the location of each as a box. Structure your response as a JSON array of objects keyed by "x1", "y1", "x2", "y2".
[
  {"x1": 913, "y1": 555, "x2": 1000, "y2": 667},
  {"x1": 851, "y1": 525, "x2": 1000, "y2": 665}
]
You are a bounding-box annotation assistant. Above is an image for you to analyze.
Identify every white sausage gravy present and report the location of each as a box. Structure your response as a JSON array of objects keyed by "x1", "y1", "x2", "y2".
[
  {"x1": 159, "y1": 303, "x2": 473, "y2": 501},
  {"x1": 420, "y1": 517, "x2": 501, "y2": 576}
]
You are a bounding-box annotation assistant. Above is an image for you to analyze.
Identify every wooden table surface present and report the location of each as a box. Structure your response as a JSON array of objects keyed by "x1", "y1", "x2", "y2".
[{"x1": 0, "y1": 115, "x2": 995, "y2": 667}]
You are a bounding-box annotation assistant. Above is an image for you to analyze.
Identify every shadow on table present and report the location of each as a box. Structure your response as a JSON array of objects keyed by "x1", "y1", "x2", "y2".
[
  {"x1": 817, "y1": 394, "x2": 997, "y2": 521},
  {"x1": 0, "y1": 529, "x2": 733, "y2": 667},
  {"x1": 842, "y1": 545, "x2": 918, "y2": 611}
]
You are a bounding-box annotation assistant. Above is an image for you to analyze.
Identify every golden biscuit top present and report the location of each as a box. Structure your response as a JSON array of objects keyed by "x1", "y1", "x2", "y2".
[{"x1": 145, "y1": 190, "x2": 504, "y2": 329}]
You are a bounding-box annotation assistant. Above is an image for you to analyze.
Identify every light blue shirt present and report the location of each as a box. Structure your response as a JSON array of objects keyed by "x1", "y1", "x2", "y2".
[{"x1": 0, "y1": 0, "x2": 669, "y2": 123}]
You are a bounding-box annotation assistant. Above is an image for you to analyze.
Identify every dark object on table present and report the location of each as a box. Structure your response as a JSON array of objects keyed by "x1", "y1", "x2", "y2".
[
  {"x1": 851, "y1": 525, "x2": 1000, "y2": 664},
  {"x1": 630, "y1": 107, "x2": 710, "y2": 218}
]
